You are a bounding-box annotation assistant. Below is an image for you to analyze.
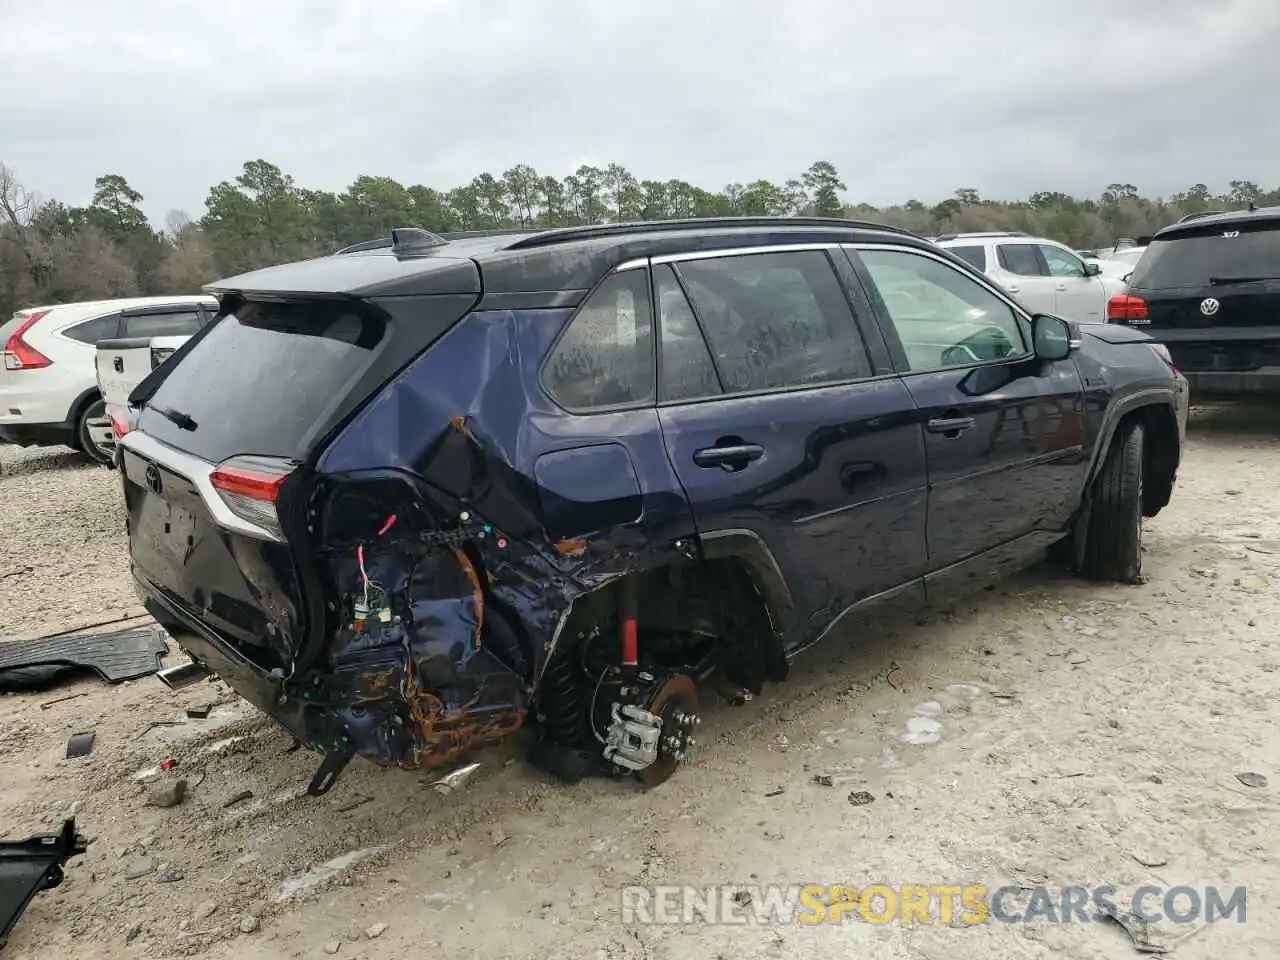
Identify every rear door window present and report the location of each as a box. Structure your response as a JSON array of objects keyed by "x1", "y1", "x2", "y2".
[
  {"x1": 997, "y1": 243, "x2": 1047, "y2": 277},
  {"x1": 120, "y1": 311, "x2": 203, "y2": 339},
  {"x1": 654, "y1": 264, "x2": 722, "y2": 403},
  {"x1": 674, "y1": 249, "x2": 872, "y2": 393},
  {"x1": 1128, "y1": 224, "x2": 1280, "y2": 289},
  {"x1": 136, "y1": 300, "x2": 385, "y2": 463}
]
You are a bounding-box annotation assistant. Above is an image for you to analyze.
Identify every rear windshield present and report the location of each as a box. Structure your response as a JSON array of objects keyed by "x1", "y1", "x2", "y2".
[
  {"x1": 1129, "y1": 223, "x2": 1280, "y2": 290},
  {"x1": 137, "y1": 300, "x2": 385, "y2": 463}
]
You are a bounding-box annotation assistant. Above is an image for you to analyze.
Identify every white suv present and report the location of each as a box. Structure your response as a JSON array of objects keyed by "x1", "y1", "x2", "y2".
[
  {"x1": 935, "y1": 232, "x2": 1128, "y2": 324},
  {"x1": 0, "y1": 295, "x2": 218, "y2": 461}
]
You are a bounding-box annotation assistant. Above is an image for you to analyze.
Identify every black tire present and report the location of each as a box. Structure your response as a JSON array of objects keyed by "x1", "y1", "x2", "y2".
[
  {"x1": 1080, "y1": 420, "x2": 1144, "y2": 583},
  {"x1": 76, "y1": 399, "x2": 112, "y2": 465}
]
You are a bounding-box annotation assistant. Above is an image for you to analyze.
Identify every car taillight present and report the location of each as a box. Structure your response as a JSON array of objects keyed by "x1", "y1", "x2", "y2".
[
  {"x1": 209, "y1": 455, "x2": 294, "y2": 541},
  {"x1": 1107, "y1": 294, "x2": 1147, "y2": 323},
  {"x1": 111, "y1": 415, "x2": 132, "y2": 439},
  {"x1": 2, "y1": 310, "x2": 52, "y2": 370}
]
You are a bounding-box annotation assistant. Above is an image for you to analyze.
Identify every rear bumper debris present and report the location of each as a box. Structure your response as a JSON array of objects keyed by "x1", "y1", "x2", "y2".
[{"x1": 0, "y1": 819, "x2": 88, "y2": 949}]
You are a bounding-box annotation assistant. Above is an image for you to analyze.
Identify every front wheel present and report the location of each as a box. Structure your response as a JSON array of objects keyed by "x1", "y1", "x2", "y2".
[
  {"x1": 1080, "y1": 420, "x2": 1144, "y2": 583},
  {"x1": 77, "y1": 399, "x2": 113, "y2": 465}
]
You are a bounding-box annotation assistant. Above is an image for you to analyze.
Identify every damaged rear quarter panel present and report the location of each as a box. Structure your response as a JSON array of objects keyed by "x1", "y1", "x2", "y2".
[{"x1": 308, "y1": 308, "x2": 696, "y2": 769}]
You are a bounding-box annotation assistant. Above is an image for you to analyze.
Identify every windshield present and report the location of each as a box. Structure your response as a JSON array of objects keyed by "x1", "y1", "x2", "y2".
[
  {"x1": 137, "y1": 299, "x2": 385, "y2": 463},
  {"x1": 1129, "y1": 224, "x2": 1280, "y2": 290}
]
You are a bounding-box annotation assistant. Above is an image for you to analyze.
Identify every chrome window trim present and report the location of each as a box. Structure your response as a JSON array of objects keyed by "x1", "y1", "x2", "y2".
[
  {"x1": 650, "y1": 243, "x2": 841, "y2": 266},
  {"x1": 118, "y1": 430, "x2": 282, "y2": 542}
]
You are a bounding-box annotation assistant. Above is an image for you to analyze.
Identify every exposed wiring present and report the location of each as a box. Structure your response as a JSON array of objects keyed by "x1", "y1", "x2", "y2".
[{"x1": 356, "y1": 544, "x2": 370, "y2": 609}]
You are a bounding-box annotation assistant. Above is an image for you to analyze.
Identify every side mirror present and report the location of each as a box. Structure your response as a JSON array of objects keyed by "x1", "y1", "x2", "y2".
[
  {"x1": 1082, "y1": 261, "x2": 1102, "y2": 277},
  {"x1": 1031, "y1": 314, "x2": 1078, "y2": 362}
]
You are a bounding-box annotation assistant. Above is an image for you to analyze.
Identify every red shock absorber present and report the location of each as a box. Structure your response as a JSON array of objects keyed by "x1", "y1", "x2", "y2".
[{"x1": 618, "y1": 576, "x2": 639, "y2": 670}]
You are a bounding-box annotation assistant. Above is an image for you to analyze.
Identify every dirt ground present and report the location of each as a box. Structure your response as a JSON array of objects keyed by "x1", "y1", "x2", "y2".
[{"x1": 2, "y1": 406, "x2": 1278, "y2": 960}]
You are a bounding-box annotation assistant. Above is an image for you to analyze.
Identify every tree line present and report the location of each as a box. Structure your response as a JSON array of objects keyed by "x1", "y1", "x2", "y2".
[{"x1": 2, "y1": 158, "x2": 1276, "y2": 318}]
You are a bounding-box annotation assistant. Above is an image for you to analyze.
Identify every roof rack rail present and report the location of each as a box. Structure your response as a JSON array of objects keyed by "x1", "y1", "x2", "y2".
[
  {"x1": 934, "y1": 230, "x2": 1029, "y2": 241},
  {"x1": 504, "y1": 216, "x2": 913, "y2": 251},
  {"x1": 439, "y1": 227, "x2": 536, "y2": 240},
  {"x1": 1175, "y1": 210, "x2": 1225, "y2": 224},
  {"x1": 334, "y1": 237, "x2": 392, "y2": 255},
  {"x1": 334, "y1": 227, "x2": 447, "y2": 256}
]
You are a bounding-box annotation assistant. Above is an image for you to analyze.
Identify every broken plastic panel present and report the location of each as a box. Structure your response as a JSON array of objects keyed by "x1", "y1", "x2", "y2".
[{"x1": 0, "y1": 819, "x2": 88, "y2": 949}]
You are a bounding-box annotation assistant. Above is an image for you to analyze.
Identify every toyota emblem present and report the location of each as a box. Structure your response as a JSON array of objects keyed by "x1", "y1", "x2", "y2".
[
  {"x1": 1200, "y1": 297, "x2": 1220, "y2": 317},
  {"x1": 144, "y1": 463, "x2": 163, "y2": 495}
]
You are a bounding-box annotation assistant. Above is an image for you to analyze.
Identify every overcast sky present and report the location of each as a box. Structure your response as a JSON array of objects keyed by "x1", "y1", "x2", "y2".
[{"x1": 3, "y1": 0, "x2": 1279, "y2": 221}]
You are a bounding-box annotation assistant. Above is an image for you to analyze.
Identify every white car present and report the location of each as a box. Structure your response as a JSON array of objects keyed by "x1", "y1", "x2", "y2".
[
  {"x1": 0, "y1": 295, "x2": 217, "y2": 462},
  {"x1": 936, "y1": 232, "x2": 1128, "y2": 324}
]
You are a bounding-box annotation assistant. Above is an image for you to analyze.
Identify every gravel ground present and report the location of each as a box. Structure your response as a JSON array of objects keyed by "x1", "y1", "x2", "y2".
[{"x1": 1, "y1": 409, "x2": 1278, "y2": 960}]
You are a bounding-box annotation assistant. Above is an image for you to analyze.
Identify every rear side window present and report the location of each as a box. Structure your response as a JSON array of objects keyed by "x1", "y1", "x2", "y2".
[
  {"x1": 1128, "y1": 224, "x2": 1280, "y2": 289},
  {"x1": 64, "y1": 314, "x2": 121, "y2": 344},
  {"x1": 997, "y1": 243, "x2": 1046, "y2": 277},
  {"x1": 948, "y1": 245, "x2": 987, "y2": 271},
  {"x1": 655, "y1": 265, "x2": 722, "y2": 403},
  {"x1": 137, "y1": 300, "x2": 385, "y2": 463},
  {"x1": 120, "y1": 311, "x2": 202, "y2": 339},
  {"x1": 543, "y1": 270, "x2": 654, "y2": 411},
  {"x1": 675, "y1": 250, "x2": 871, "y2": 393}
]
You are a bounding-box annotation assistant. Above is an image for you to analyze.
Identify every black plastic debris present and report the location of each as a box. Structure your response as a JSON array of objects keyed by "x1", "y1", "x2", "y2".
[
  {"x1": 0, "y1": 819, "x2": 88, "y2": 950},
  {"x1": 0, "y1": 626, "x2": 168, "y2": 691},
  {"x1": 65, "y1": 732, "x2": 95, "y2": 759},
  {"x1": 1235, "y1": 771, "x2": 1268, "y2": 789},
  {"x1": 847, "y1": 791, "x2": 875, "y2": 806},
  {"x1": 185, "y1": 705, "x2": 213, "y2": 719}
]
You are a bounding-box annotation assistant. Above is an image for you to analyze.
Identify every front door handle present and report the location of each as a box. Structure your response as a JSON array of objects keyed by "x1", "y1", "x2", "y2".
[
  {"x1": 1004, "y1": 284, "x2": 1020, "y2": 294},
  {"x1": 1055, "y1": 283, "x2": 1068, "y2": 291},
  {"x1": 926, "y1": 416, "x2": 976, "y2": 437},
  {"x1": 693, "y1": 443, "x2": 764, "y2": 470}
]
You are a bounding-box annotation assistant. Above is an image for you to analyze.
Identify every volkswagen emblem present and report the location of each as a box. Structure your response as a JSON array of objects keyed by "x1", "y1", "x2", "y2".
[
  {"x1": 144, "y1": 463, "x2": 163, "y2": 495},
  {"x1": 1200, "y1": 297, "x2": 1220, "y2": 317}
]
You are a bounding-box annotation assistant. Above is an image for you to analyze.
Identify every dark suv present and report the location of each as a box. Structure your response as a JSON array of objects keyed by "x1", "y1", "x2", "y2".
[
  {"x1": 117, "y1": 218, "x2": 1187, "y2": 794},
  {"x1": 1109, "y1": 205, "x2": 1280, "y2": 396}
]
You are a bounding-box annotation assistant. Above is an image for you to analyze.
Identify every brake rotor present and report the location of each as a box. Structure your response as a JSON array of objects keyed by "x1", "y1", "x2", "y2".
[{"x1": 635, "y1": 673, "x2": 699, "y2": 787}]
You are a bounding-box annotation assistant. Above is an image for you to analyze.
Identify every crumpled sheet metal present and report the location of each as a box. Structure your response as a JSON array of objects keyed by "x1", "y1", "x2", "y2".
[{"x1": 313, "y1": 309, "x2": 670, "y2": 769}]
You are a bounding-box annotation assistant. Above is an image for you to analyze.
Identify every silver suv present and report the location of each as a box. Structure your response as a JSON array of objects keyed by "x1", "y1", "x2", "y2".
[{"x1": 935, "y1": 231, "x2": 1128, "y2": 324}]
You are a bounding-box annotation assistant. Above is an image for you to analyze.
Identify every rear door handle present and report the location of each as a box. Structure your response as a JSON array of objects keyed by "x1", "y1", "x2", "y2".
[
  {"x1": 693, "y1": 443, "x2": 764, "y2": 470},
  {"x1": 926, "y1": 416, "x2": 975, "y2": 437}
]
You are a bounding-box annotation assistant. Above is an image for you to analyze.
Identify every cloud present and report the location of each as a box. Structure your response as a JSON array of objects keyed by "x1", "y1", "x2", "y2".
[{"x1": 2, "y1": 0, "x2": 1278, "y2": 221}]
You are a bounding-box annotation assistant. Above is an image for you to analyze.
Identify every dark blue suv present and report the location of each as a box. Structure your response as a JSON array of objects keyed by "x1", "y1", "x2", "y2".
[{"x1": 117, "y1": 218, "x2": 1187, "y2": 793}]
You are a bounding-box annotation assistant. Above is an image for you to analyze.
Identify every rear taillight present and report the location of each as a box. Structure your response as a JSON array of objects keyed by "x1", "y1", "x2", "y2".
[
  {"x1": 1107, "y1": 294, "x2": 1147, "y2": 323},
  {"x1": 209, "y1": 455, "x2": 294, "y2": 541},
  {"x1": 2, "y1": 310, "x2": 52, "y2": 370},
  {"x1": 111, "y1": 415, "x2": 131, "y2": 439}
]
